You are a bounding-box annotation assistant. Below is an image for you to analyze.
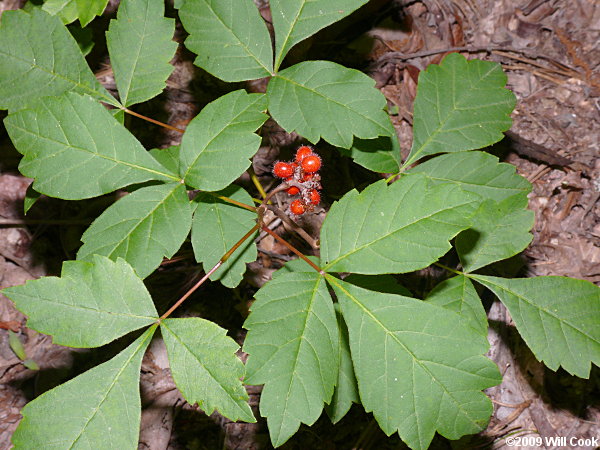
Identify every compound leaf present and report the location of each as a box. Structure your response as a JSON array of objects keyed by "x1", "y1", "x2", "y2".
[
  {"x1": 426, "y1": 275, "x2": 488, "y2": 336},
  {"x1": 75, "y1": 0, "x2": 109, "y2": 26},
  {"x1": 178, "y1": 0, "x2": 273, "y2": 82},
  {"x1": 338, "y1": 135, "x2": 401, "y2": 173},
  {"x1": 244, "y1": 272, "x2": 339, "y2": 447},
  {"x1": 409, "y1": 151, "x2": 531, "y2": 203},
  {"x1": 325, "y1": 304, "x2": 359, "y2": 424},
  {"x1": 320, "y1": 174, "x2": 479, "y2": 274},
  {"x1": 0, "y1": 9, "x2": 117, "y2": 111},
  {"x1": 161, "y1": 318, "x2": 255, "y2": 422},
  {"x1": 270, "y1": 0, "x2": 368, "y2": 70},
  {"x1": 457, "y1": 196, "x2": 534, "y2": 272},
  {"x1": 2, "y1": 255, "x2": 157, "y2": 348},
  {"x1": 267, "y1": 61, "x2": 393, "y2": 148},
  {"x1": 106, "y1": 0, "x2": 177, "y2": 106},
  {"x1": 11, "y1": 326, "x2": 155, "y2": 449},
  {"x1": 4, "y1": 92, "x2": 178, "y2": 200},
  {"x1": 331, "y1": 278, "x2": 501, "y2": 450},
  {"x1": 78, "y1": 183, "x2": 192, "y2": 279},
  {"x1": 471, "y1": 275, "x2": 600, "y2": 378},
  {"x1": 192, "y1": 186, "x2": 257, "y2": 288},
  {"x1": 404, "y1": 53, "x2": 515, "y2": 167},
  {"x1": 180, "y1": 90, "x2": 268, "y2": 191}
]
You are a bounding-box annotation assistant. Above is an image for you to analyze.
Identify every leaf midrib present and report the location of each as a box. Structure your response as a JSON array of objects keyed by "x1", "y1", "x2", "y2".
[
  {"x1": 112, "y1": 4, "x2": 150, "y2": 106},
  {"x1": 161, "y1": 322, "x2": 250, "y2": 417},
  {"x1": 18, "y1": 289, "x2": 157, "y2": 321},
  {"x1": 68, "y1": 327, "x2": 154, "y2": 449},
  {"x1": 473, "y1": 277, "x2": 599, "y2": 345},
  {"x1": 420, "y1": 173, "x2": 528, "y2": 196},
  {"x1": 276, "y1": 70, "x2": 390, "y2": 137},
  {"x1": 10, "y1": 121, "x2": 179, "y2": 182},
  {"x1": 323, "y1": 196, "x2": 473, "y2": 270},
  {"x1": 187, "y1": 1, "x2": 272, "y2": 75},
  {"x1": 331, "y1": 277, "x2": 486, "y2": 430},
  {"x1": 277, "y1": 278, "x2": 329, "y2": 443},
  {"x1": 83, "y1": 183, "x2": 182, "y2": 259},
  {"x1": 406, "y1": 62, "x2": 499, "y2": 165},
  {"x1": 273, "y1": 0, "x2": 306, "y2": 70},
  {"x1": 0, "y1": 48, "x2": 118, "y2": 107},
  {"x1": 182, "y1": 96, "x2": 264, "y2": 180}
]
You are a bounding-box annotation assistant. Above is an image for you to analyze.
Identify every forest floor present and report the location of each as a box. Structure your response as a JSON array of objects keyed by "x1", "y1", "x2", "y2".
[{"x1": 0, "y1": 0, "x2": 599, "y2": 449}]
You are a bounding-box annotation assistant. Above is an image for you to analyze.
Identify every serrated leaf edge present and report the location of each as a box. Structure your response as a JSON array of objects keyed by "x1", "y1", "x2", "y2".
[
  {"x1": 470, "y1": 275, "x2": 599, "y2": 375},
  {"x1": 160, "y1": 320, "x2": 255, "y2": 422},
  {"x1": 329, "y1": 275, "x2": 494, "y2": 435}
]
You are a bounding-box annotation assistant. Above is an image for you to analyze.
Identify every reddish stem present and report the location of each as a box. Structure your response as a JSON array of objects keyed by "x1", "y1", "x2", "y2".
[
  {"x1": 159, "y1": 223, "x2": 260, "y2": 320},
  {"x1": 261, "y1": 225, "x2": 324, "y2": 275}
]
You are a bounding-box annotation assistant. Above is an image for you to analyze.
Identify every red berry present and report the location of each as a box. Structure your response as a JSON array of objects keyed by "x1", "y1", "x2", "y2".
[
  {"x1": 290, "y1": 199, "x2": 306, "y2": 215},
  {"x1": 273, "y1": 161, "x2": 294, "y2": 178},
  {"x1": 301, "y1": 154, "x2": 321, "y2": 173},
  {"x1": 295, "y1": 145, "x2": 314, "y2": 162},
  {"x1": 307, "y1": 189, "x2": 320, "y2": 205},
  {"x1": 287, "y1": 186, "x2": 300, "y2": 195}
]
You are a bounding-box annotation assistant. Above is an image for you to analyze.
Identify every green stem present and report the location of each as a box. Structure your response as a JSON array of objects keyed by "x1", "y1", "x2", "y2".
[
  {"x1": 248, "y1": 166, "x2": 268, "y2": 200},
  {"x1": 434, "y1": 262, "x2": 464, "y2": 276},
  {"x1": 210, "y1": 193, "x2": 257, "y2": 212}
]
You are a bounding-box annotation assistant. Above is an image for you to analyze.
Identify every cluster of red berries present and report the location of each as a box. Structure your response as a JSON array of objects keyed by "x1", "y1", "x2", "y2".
[{"x1": 272, "y1": 145, "x2": 322, "y2": 216}]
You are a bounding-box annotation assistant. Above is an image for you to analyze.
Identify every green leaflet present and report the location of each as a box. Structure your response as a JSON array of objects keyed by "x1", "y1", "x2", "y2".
[
  {"x1": 192, "y1": 186, "x2": 257, "y2": 288},
  {"x1": 330, "y1": 278, "x2": 501, "y2": 450},
  {"x1": 4, "y1": 92, "x2": 178, "y2": 200},
  {"x1": 42, "y1": 0, "x2": 79, "y2": 24},
  {"x1": 320, "y1": 175, "x2": 479, "y2": 274},
  {"x1": 267, "y1": 61, "x2": 393, "y2": 148},
  {"x1": 457, "y1": 196, "x2": 534, "y2": 272},
  {"x1": 106, "y1": 0, "x2": 177, "y2": 106},
  {"x1": 77, "y1": 183, "x2": 192, "y2": 279},
  {"x1": 337, "y1": 135, "x2": 401, "y2": 173},
  {"x1": 8, "y1": 330, "x2": 27, "y2": 361},
  {"x1": 75, "y1": 0, "x2": 109, "y2": 26},
  {"x1": 23, "y1": 185, "x2": 41, "y2": 215},
  {"x1": 0, "y1": 9, "x2": 117, "y2": 111},
  {"x1": 11, "y1": 326, "x2": 156, "y2": 450},
  {"x1": 404, "y1": 53, "x2": 515, "y2": 167},
  {"x1": 149, "y1": 146, "x2": 181, "y2": 175},
  {"x1": 243, "y1": 271, "x2": 339, "y2": 447},
  {"x1": 270, "y1": 0, "x2": 368, "y2": 70},
  {"x1": 68, "y1": 23, "x2": 95, "y2": 56},
  {"x1": 2, "y1": 255, "x2": 158, "y2": 348},
  {"x1": 425, "y1": 275, "x2": 488, "y2": 336},
  {"x1": 471, "y1": 275, "x2": 600, "y2": 378},
  {"x1": 178, "y1": 0, "x2": 273, "y2": 81},
  {"x1": 161, "y1": 318, "x2": 255, "y2": 422},
  {"x1": 180, "y1": 90, "x2": 268, "y2": 191},
  {"x1": 409, "y1": 151, "x2": 531, "y2": 203},
  {"x1": 325, "y1": 304, "x2": 359, "y2": 424}
]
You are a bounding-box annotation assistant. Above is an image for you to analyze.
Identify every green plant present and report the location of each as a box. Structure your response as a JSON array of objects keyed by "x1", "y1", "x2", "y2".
[{"x1": 0, "y1": 1, "x2": 598, "y2": 449}]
